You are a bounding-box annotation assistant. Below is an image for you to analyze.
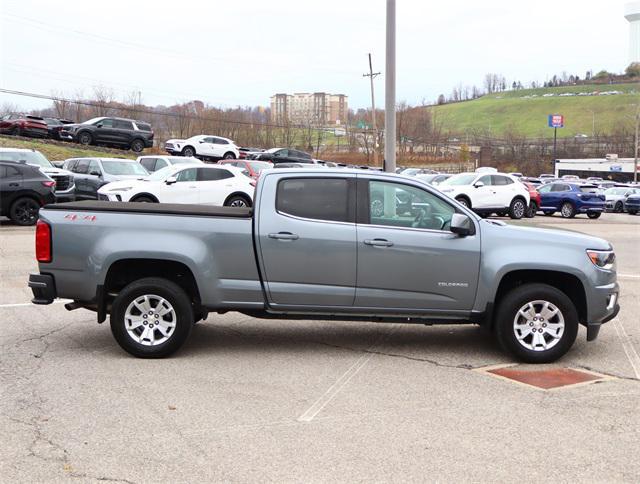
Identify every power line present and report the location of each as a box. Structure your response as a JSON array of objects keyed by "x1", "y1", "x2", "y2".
[{"x1": 0, "y1": 88, "x2": 374, "y2": 133}]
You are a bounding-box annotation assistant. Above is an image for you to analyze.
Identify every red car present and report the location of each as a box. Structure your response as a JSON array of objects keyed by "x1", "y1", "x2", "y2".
[
  {"x1": 523, "y1": 182, "x2": 541, "y2": 218},
  {"x1": 0, "y1": 113, "x2": 49, "y2": 138},
  {"x1": 219, "y1": 159, "x2": 273, "y2": 181}
]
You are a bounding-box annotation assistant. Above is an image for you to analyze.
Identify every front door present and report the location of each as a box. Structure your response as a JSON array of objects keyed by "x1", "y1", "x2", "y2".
[
  {"x1": 257, "y1": 175, "x2": 357, "y2": 307},
  {"x1": 159, "y1": 167, "x2": 200, "y2": 204},
  {"x1": 471, "y1": 174, "x2": 496, "y2": 209},
  {"x1": 355, "y1": 178, "x2": 481, "y2": 311},
  {"x1": 94, "y1": 119, "x2": 116, "y2": 144}
]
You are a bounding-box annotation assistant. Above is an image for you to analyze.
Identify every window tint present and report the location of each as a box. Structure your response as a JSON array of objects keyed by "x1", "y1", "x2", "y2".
[
  {"x1": 276, "y1": 178, "x2": 351, "y2": 222},
  {"x1": 369, "y1": 180, "x2": 455, "y2": 231},
  {"x1": 537, "y1": 184, "x2": 552, "y2": 193},
  {"x1": 88, "y1": 160, "x2": 102, "y2": 176},
  {"x1": 202, "y1": 137, "x2": 215, "y2": 143},
  {"x1": 114, "y1": 120, "x2": 134, "y2": 130},
  {"x1": 135, "y1": 122, "x2": 151, "y2": 131},
  {"x1": 176, "y1": 168, "x2": 197, "y2": 182},
  {"x1": 155, "y1": 159, "x2": 167, "y2": 169},
  {"x1": 139, "y1": 158, "x2": 157, "y2": 172},
  {"x1": 478, "y1": 175, "x2": 492, "y2": 185},
  {"x1": 197, "y1": 168, "x2": 234, "y2": 181},
  {"x1": 75, "y1": 160, "x2": 90, "y2": 174},
  {"x1": 212, "y1": 137, "x2": 229, "y2": 145},
  {"x1": 97, "y1": 119, "x2": 114, "y2": 128},
  {"x1": 7, "y1": 165, "x2": 21, "y2": 177},
  {"x1": 551, "y1": 184, "x2": 570, "y2": 192},
  {"x1": 492, "y1": 175, "x2": 511, "y2": 185},
  {"x1": 275, "y1": 149, "x2": 289, "y2": 157}
]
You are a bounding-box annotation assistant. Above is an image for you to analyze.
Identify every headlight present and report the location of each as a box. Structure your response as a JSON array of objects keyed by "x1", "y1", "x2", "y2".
[
  {"x1": 109, "y1": 187, "x2": 132, "y2": 192},
  {"x1": 586, "y1": 249, "x2": 615, "y2": 270}
]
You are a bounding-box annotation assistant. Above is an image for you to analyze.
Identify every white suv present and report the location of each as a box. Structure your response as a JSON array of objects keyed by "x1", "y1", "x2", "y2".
[
  {"x1": 438, "y1": 172, "x2": 530, "y2": 219},
  {"x1": 164, "y1": 135, "x2": 239, "y2": 161}
]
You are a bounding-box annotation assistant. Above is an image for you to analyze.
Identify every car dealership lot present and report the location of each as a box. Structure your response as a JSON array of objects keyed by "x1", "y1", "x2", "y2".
[{"x1": 1, "y1": 214, "x2": 639, "y2": 482}]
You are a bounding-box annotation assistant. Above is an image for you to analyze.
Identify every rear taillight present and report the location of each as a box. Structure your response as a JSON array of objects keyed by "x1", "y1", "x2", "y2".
[
  {"x1": 250, "y1": 179, "x2": 257, "y2": 187},
  {"x1": 36, "y1": 220, "x2": 52, "y2": 263},
  {"x1": 42, "y1": 181, "x2": 56, "y2": 188}
]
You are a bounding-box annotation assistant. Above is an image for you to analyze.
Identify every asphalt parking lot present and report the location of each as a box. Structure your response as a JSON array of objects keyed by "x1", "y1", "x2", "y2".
[{"x1": 1, "y1": 213, "x2": 639, "y2": 482}]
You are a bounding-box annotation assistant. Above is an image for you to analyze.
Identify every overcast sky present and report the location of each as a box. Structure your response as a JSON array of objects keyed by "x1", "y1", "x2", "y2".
[{"x1": 0, "y1": 0, "x2": 633, "y2": 112}]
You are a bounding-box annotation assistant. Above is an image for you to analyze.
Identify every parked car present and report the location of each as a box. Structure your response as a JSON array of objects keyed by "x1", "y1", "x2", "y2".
[
  {"x1": 561, "y1": 175, "x2": 580, "y2": 181},
  {"x1": 509, "y1": 172, "x2": 524, "y2": 178},
  {"x1": 164, "y1": 135, "x2": 239, "y2": 161},
  {"x1": 0, "y1": 161, "x2": 55, "y2": 225},
  {"x1": 59, "y1": 117, "x2": 154, "y2": 152},
  {"x1": 30, "y1": 168, "x2": 619, "y2": 363},
  {"x1": 250, "y1": 148, "x2": 314, "y2": 165},
  {"x1": 63, "y1": 158, "x2": 149, "y2": 200},
  {"x1": 238, "y1": 147, "x2": 264, "y2": 159},
  {"x1": 0, "y1": 148, "x2": 75, "y2": 202},
  {"x1": 438, "y1": 172, "x2": 530, "y2": 219},
  {"x1": 97, "y1": 163, "x2": 254, "y2": 207},
  {"x1": 537, "y1": 183, "x2": 605, "y2": 218},
  {"x1": 604, "y1": 187, "x2": 640, "y2": 212},
  {"x1": 415, "y1": 173, "x2": 452, "y2": 186},
  {"x1": 539, "y1": 174, "x2": 555, "y2": 180},
  {"x1": 586, "y1": 177, "x2": 604, "y2": 183},
  {"x1": 523, "y1": 182, "x2": 541, "y2": 218},
  {"x1": 624, "y1": 193, "x2": 640, "y2": 215},
  {"x1": 43, "y1": 117, "x2": 74, "y2": 140},
  {"x1": 520, "y1": 177, "x2": 542, "y2": 187},
  {"x1": 218, "y1": 159, "x2": 273, "y2": 180},
  {"x1": 137, "y1": 155, "x2": 202, "y2": 173},
  {"x1": 0, "y1": 113, "x2": 48, "y2": 138},
  {"x1": 401, "y1": 168, "x2": 438, "y2": 177}
]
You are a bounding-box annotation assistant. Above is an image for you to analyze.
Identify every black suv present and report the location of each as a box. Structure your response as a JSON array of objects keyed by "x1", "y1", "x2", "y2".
[
  {"x1": 0, "y1": 161, "x2": 56, "y2": 225},
  {"x1": 43, "y1": 117, "x2": 74, "y2": 140},
  {"x1": 250, "y1": 148, "x2": 315, "y2": 165},
  {"x1": 60, "y1": 117, "x2": 154, "y2": 152}
]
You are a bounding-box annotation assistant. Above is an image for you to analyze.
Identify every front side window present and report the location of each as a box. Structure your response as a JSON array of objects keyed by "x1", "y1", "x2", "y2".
[
  {"x1": 176, "y1": 168, "x2": 198, "y2": 182},
  {"x1": 88, "y1": 160, "x2": 102, "y2": 176},
  {"x1": 478, "y1": 175, "x2": 492, "y2": 185},
  {"x1": 98, "y1": 119, "x2": 114, "y2": 128},
  {"x1": 276, "y1": 178, "x2": 352, "y2": 223},
  {"x1": 75, "y1": 160, "x2": 90, "y2": 174},
  {"x1": 369, "y1": 180, "x2": 455, "y2": 231}
]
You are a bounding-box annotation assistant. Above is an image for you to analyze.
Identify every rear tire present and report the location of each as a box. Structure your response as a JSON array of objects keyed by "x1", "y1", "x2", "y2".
[
  {"x1": 560, "y1": 202, "x2": 575, "y2": 218},
  {"x1": 9, "y1": 197, "x2": 40, "y2": 226},
  {"x1": 224, "y1": 194, "x2": 252, "y2": 208},
  {"x1": 525, "y1": 201, "x2": 537, "y2": 218},
  {"x1": 494, "y1": 283, "x2": 578, "y2": 363},
  {"x1": 130, "y1": 139, "x2": 145, "y2": 153},
  {"x1": 110, "y1": 278, "x2": 193, "y2": 358},
  {"x1": 509, "y1": 198, "x2": 526, "y2": 219},
  {"x1": 78, "y1": 131, "x2": 93, "y2": 145},
  {"x1": 587, "y1": 212, "x2": 601, "y2": 219},
  {"x1": 222, "y1": 152, "x2": 236, "y2": 160}
]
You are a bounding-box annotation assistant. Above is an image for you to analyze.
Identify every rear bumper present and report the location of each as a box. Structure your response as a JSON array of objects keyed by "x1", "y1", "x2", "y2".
[{"x1": 29, "y1": 273, "x2": 57, "y2": 304}]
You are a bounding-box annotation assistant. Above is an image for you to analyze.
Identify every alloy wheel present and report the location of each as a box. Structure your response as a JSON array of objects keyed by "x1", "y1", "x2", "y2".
[
  {"x1": 124, "y1": 294, "x2": 177, "y2": 346},
  {"x1": 513, "y1": 300, "x2": 565, "y2": 352}
]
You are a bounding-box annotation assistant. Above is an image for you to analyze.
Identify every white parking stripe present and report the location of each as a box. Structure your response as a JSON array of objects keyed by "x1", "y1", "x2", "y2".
[
  {"x1": 297, "y1": 327, "x2": 397, "y2": 423},
  {"x1": 613, "y1": 319, "x2": 640, "y2": 380},
  {"x1": 619, "y1": 274, "x2": 640, "y2": 280}
]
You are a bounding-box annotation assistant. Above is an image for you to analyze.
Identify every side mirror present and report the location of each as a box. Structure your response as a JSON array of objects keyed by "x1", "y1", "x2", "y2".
[
  {"x1": 199, "y1": 140, "x2": 205, "y2": 143},
  {"x1": 90, "y1": 171, "x2": 101, "y2": 177},
  {"x1": 96, "y1": 123, "x2": 103, "y2": 128},
  {"x1": 450, "y1": 213, "x2": 474, "y2": 237},
  {"x1": 473, "y1": 181, "x2": 484, "y2": 188},
  {"x1": 166, "y1": 176, "x2": 177, "y2": 185}
]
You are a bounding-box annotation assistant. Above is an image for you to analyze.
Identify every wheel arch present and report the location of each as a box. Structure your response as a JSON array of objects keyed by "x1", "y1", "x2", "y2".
[
  {"x1": 224, "y1": 191, "x2": 253, "y2": 207},
  {"x1": 130, "y1": 192, "x2": 159, "y2": 203},
  {"x1": 455, "y1": 194, "x2": 472, "y2": 207},
  {"x1": 493, "y1": 269, "x2": 587, "y2": 328}
]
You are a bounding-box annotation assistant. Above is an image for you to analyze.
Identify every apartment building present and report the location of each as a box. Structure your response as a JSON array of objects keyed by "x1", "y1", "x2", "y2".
[{"x1": 270, "y1": 92, "x2": 348, "y2": 125}]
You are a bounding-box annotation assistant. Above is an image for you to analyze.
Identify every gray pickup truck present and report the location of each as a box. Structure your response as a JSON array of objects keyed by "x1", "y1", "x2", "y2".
[{"x1": 29, "y1": 169, "x2": 620, "y2": 363}]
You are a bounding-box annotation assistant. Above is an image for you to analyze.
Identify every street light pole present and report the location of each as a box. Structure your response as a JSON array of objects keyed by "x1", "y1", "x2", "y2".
[
  {"x1": 384, "y1": 0, "x2": 396, "y2": 173},
  {"x1": 363, "y1": 53, "x2": 380, "y2": 166},
  {"x1": 634, "y1": 106, "x2": 639, "y2": 183}
]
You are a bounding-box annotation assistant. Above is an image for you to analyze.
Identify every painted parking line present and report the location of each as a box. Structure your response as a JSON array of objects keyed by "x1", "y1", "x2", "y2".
[
  {"x1": 619, "y1": 274, "x2": 640, "y2": 280},
  {"x1": 297, "y1": 327, "x2": 397, "y2": 423},
  {"x1": 613, "y1": 318, "x2": 640, "y2": 380}
]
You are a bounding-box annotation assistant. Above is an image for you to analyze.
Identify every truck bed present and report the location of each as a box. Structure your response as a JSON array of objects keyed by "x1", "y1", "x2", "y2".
[{"x1": 45, "y1": 200, "x2": 253, "y2": 218}]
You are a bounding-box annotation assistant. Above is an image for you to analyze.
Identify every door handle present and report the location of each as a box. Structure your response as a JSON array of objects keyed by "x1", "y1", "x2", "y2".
[
  {"x1": 364, "y1": 238, "x2": 393, "y2": 247},
  {"x1": 268, "y1": 232, "x2": 299, "y2": 241}
]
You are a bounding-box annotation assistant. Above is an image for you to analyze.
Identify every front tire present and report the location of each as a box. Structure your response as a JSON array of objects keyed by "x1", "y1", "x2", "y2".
[
  {"x1": 560, "y1": 202, "x2": 575, "y2": 218},
  {"x1": 455, "y1": 196, "x2": 471, "y2": 209},
  {"x1": 614, "y1": 201, "x2": 623, "y2": 213},
  {"x1": 182, "y1": 146, "x2": 196, "y2": 157},
  {"x1": 131, "y1": 196, "x2": 156, "y2": 203},
  {"x1": 494, "y1": 283, "x2": 578, "y2": 363},
  {"x1": 9, "y1": 197, "x2": 40, "y2": 226},
  {"x1": 110, "y1": 278, "x2": 193, "y2": 358},
  {"x1": 509, "y1": 197, "x2": 526, "y2": 219},
  {"x1": 587, "y1": 211, "x2": 601, "y2": 219}
]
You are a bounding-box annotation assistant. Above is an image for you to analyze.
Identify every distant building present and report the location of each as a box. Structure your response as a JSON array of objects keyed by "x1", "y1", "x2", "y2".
[
  {"x1": 555, "y1": 155, "x2": 639, "y2": 182},
  {"x1": 270, "y1": 92, "x2": 348, "y2": 126}
]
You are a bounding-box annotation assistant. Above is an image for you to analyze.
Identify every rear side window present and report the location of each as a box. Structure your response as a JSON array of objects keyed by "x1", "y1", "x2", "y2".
[
  {"x1": 492, "y1": 175, "x2": 513, "y2": 185},
  {"x1": 276, "y1": 178, "x2": 352, "y2": 223},
  {"x1": 579, "y1": 186, "x2": 598, "y2": 193},
  {"x1": 135, "y1": 122, "x2": 151, "y2": 131},
  {"x1": 198, "y1": 168, "x2": 234, "y2": 181},
  {"x1": 139, "y1": 158, "x2": 157, "y2": 172},
  {"x1": 114, "y1": 120, "x2": 134, "y2": 130}
]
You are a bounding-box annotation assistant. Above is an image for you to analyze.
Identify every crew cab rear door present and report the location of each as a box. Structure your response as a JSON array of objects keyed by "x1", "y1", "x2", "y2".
[{"x1": 256, "y1": 174, "x2": 357, "y2": 307}]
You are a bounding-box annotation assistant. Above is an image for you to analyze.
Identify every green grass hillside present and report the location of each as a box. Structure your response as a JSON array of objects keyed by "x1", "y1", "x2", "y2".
[
  {"x1": 0, "y1": 135, "x2": 136, "y2": 162},
  {"x1": 430, "y1": 83, "x2": 639, "y2": 138}
]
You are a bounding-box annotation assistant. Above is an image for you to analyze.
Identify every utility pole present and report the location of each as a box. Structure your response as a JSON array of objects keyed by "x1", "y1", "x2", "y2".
[
  {"x1": 363, "y1": 53, "x2": 381, "y2": 166},
  {"x1": 634, "y1": 105, "x2": 639, "y2": 183},
  {"x1": 384, "y1": 0, "x2": 396, "y2": 173}
]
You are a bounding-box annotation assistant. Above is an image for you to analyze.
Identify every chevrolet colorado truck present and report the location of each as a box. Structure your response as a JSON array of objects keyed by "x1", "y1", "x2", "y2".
[{"x1": 29, "y1": 169, "x2": 620, "y2": 362}]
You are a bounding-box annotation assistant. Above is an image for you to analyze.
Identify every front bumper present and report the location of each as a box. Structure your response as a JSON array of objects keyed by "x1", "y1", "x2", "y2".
[
  {"x1": 54, "y1": 192, "x2": 76, "y2": 203},
  {"x1": 29, "y1": 273, "x2": 57, "y2": 304},
  {"x1": 584, "y1": 281, "x2": 619, "y2": 341}
]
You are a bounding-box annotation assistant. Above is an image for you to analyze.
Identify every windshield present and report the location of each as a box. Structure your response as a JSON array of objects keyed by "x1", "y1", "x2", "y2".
[
  {"x1": 440, "y1": 173, "x2": 477, "y2": 186},
  {"x1": 147, "y1": 165, "x2": 176, "y2": 181},
  {"x1": 401, "y1": 168, "x2": 420, "y2": 176},
  {"x1": 0, "y1": 150, "x2": 53, "y2": 168},
  {"x1": 605, "y1": 188, "x2": 628, "y2": 196},
  {"x1": 101, "y1": 160, "x2": 148, "y2": 176},
  {"x1": 248, "y1": 161, "x2": 272, "y2": 173},
  {"x1": 82, "y1": 117, "x2": 105, "y2": 125}
]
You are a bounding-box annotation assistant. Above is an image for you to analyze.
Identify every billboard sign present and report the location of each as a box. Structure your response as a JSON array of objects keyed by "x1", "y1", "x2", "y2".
[{"x1": 548, "y1": 114, "x2": 564, "y2": 128}]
